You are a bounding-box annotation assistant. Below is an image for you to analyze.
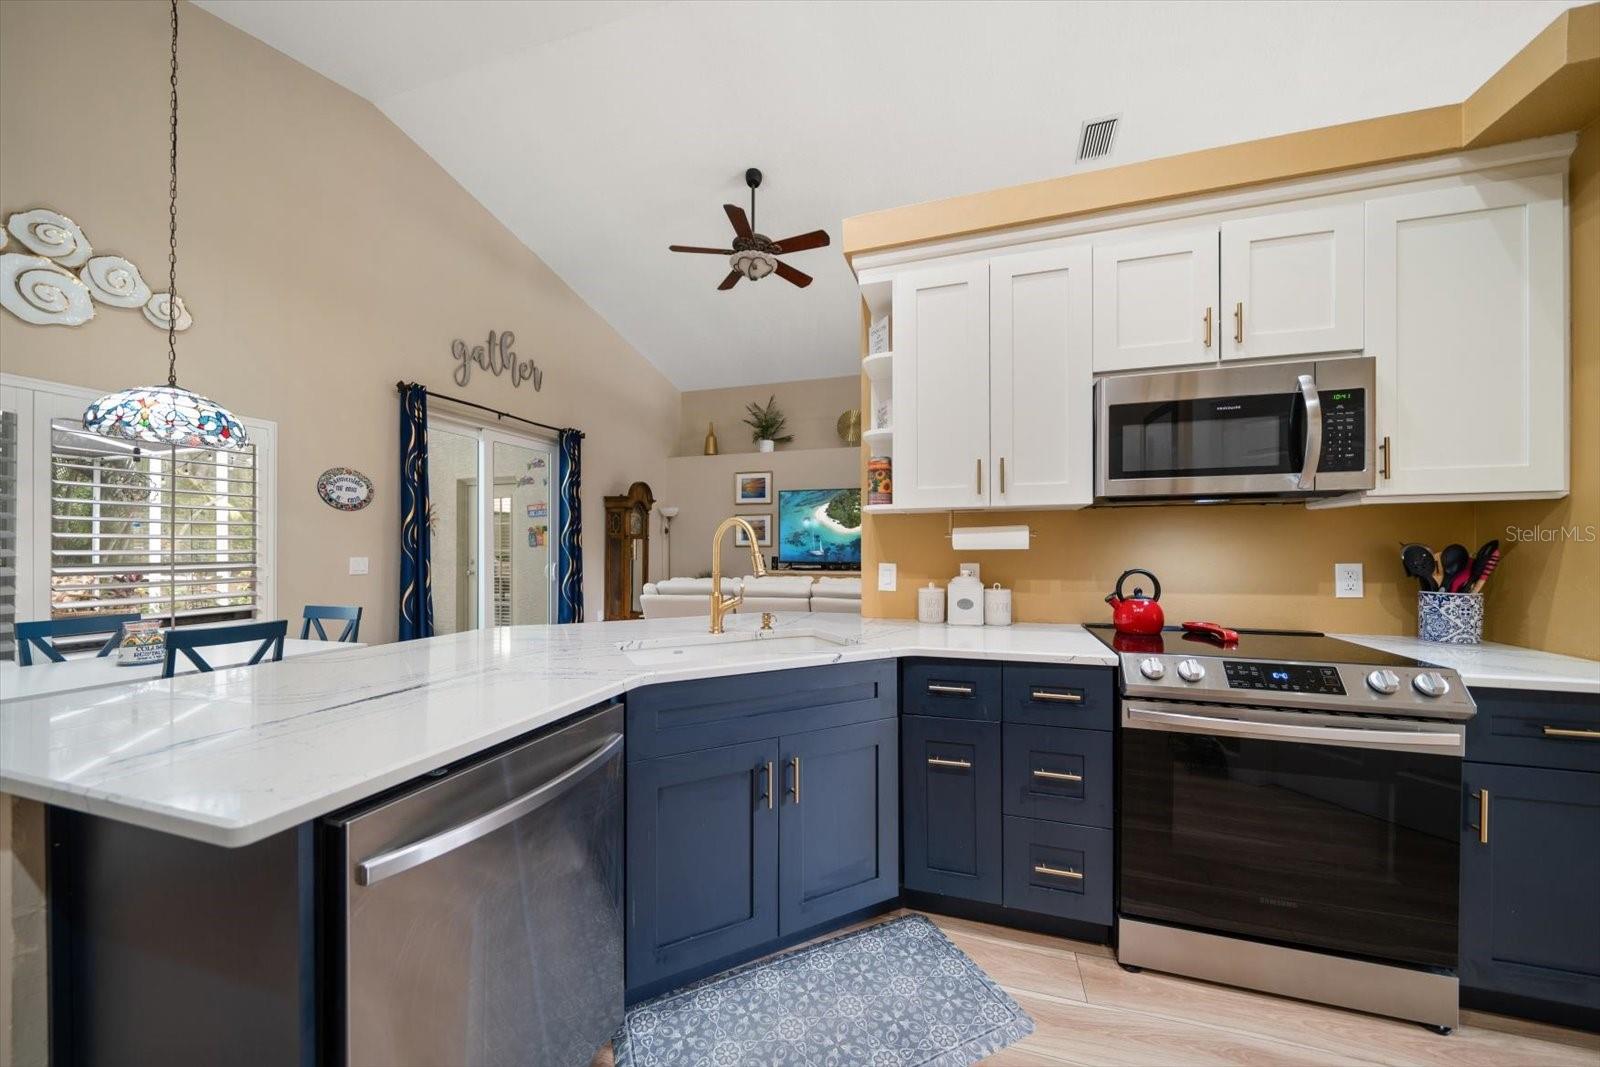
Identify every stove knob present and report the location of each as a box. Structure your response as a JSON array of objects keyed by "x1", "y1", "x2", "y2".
[
  {"x1": 1412, "y1": 671, "x2": 1451, "y2": 698},
  {"x1": 1366, "y1": 669, "x2": 1401, "y2": 695},
  {"x1": 1176, "y1": 658, "x2": 1206, "y2": 683},
  {"x1": 1138, "y1": 657, "x2": 1166, "y2": 680}
]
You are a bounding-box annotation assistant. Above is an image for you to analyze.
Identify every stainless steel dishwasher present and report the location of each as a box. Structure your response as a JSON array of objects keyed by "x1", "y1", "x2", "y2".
[{"x1": 324, "y1": 702, "x2": 624, "y2": 1067}]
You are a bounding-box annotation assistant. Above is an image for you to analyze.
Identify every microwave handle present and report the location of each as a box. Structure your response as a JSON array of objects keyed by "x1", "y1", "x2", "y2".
[{"x1": 1296, "y1": 374, "x2": 1322, "y2": 490}]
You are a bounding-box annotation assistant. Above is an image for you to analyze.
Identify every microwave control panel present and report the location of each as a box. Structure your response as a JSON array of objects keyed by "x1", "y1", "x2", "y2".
[
  {"x1": 1223, "y1": 661, "x2": 1347, "y2": 696},
  {"x1": 1316, "y1": 389, "x2": 1366, "y2": 474}
]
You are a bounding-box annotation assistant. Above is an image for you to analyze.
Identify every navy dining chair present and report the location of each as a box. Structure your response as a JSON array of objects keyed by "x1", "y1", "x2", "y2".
[
  {"x1": 300, "y1": 604, "x2": 362, "y2": 643},
  {"x1": 16, "y1": 614, "x2": 142, "y2": 667},
  {"x1": 161, "y1": 620, "x2": 288, "y2": 679}
]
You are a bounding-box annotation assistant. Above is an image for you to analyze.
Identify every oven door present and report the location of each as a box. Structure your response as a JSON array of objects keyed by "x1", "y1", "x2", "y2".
[{"x1": 1119, "y1": 701, "x2": 1462, "y2": 970}]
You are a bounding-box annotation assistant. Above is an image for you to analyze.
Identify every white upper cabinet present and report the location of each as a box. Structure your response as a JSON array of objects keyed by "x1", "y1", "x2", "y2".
[
  {"x1": 1220, "y1": 204, "x2": 1364, "y2": 361},
  {"x1": 989, "y1": 246, "x2": 1094, "y2": 508},
  {"x1": 1364, "y1": 172, "x2": 1567, "y2": 498},
  {"x1": 891, "y1": 263, "x2": 990, "y2": 509},
  {"x1": 1092, "y1": 228, "x2": 1219, "y2": 372}
]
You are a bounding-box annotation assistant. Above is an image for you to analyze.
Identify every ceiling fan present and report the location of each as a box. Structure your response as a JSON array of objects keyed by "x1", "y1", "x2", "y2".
[{"x1": 669, "y1": 168, "x2": 830, "y2": 290}]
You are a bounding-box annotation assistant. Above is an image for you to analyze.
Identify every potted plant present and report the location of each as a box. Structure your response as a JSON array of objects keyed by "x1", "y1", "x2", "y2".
[{"x1": 742, "y1": 395, "x2": 794, "y2": 453}]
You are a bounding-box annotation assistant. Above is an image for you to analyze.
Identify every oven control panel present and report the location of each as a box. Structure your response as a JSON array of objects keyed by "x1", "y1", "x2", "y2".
[{"x1": 1223, "y1": 661, "x2": 1346, "y2": 695}]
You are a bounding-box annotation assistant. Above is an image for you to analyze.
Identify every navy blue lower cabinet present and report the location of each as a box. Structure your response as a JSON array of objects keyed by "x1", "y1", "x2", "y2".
[
  {"x1": 1001, "y1": 815, "x2": 1113, "y2": 925},
  {"x1": 778, "y1": 718, "x2": 900, "y2": 935},
  {"x1": 626, "y1": 738, "x2": 780, "y2": 994},
  {"x1": 1461, "y1": 761, "x2": 1600, "y2": 1013},
  {"x1": 901, "y1": 714, "x2": 1003, "y2": 904},
  {"x1": 1002, "y1": 723, "x2": 1112, "y2": 827}
]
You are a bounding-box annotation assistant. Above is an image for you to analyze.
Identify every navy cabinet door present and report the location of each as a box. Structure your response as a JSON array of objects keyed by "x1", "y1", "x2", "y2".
[
  {"x1": 901, "y1": 715, "x2": 1002, "y2": 904},
  {"x1": 626, "y1": 738, "x2": 779, "y2": 993},
  {"x1": 778, "y1": 718, "x2": 899, "y2": 936},
  {"x1": 1461, "y1": 762, "x2": 1600, "y2": 1011}
]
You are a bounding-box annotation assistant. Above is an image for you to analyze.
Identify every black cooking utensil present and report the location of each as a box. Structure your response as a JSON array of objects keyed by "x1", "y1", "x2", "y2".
[
  {"x1": 1441, "y1": 543, "x2": 1470, "y2": 593},
  {"x1": 1469, "y1": 543, "x2": 1502, "y2": 594},
  {"x1": 1401, "y1": 543, "x2": 1439, "y2": 592},
  {"x1": 1469, "y1": 540, "x2": 1500, "y2": 587}
]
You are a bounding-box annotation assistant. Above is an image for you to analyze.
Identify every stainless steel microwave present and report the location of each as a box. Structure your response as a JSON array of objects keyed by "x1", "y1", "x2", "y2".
[{"x1": 1095, "y1": 357, "x2": 1376, "y2": 502}]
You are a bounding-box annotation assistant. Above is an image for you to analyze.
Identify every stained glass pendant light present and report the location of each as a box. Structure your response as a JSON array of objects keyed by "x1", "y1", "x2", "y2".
[{"x1": 83, "y1": 0, "x2": 246, "y2": 451}]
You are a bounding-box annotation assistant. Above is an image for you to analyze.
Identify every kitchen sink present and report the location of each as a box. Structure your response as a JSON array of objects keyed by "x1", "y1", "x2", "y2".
[{"x1": 618, "y1": 628, "x2": 860, "y2": 667}]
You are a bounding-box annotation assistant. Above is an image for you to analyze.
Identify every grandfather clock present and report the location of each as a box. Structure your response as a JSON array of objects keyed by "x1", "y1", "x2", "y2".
[{"x1": 604, "y1": 481, "x2": 654, "y2": 620}]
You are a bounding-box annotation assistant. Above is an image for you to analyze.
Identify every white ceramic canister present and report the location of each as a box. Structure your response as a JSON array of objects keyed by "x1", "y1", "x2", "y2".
[
  {"x1": 917, "y1": 582, "x2": 946, "y2": 624},
  {"x1": 947, "y1": 572, "x2": 985, "y2": 626},
  {"x1": 984, "y1": 583, "x2": 1012, "y2": 626}
]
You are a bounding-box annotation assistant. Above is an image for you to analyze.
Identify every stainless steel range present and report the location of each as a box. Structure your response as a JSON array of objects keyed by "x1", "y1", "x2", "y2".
[{"x1": 1088, "y1": 626, "x2": 1475, "y2": 1033}]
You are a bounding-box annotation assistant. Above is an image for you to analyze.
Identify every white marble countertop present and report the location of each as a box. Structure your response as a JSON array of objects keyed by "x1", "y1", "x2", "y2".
[
  {"x1": 0, "y1": 615, "x2": 1115, "y2": 848},
  {"x1": 1335, "y1": 633, "x2": 1600, "y2": 695},
  {"x1": 0, "y1": 637, "x2": 362, "y2": 700}
]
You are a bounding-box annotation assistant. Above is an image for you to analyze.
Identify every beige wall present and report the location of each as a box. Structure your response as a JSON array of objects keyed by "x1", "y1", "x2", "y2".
[
  {"x1": 0, "y1": 0, "x2": 680, "y2": 644},
  {"x1": 676, "y1": 376, "x2": 859, "y2": 456}
]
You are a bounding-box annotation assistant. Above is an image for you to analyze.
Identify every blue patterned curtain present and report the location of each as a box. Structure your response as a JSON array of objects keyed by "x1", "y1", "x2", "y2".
[
  {"x1": 398, "y1": 383, "x2": 435, "y2": 640},
  {"x1": 557, "y1": 429, "x2": 584, "y2": 623}
]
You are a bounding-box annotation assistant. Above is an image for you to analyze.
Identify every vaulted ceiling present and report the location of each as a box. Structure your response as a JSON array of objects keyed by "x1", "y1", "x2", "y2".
[{"x1": 197, "y1": 0, "x2": 1579, "y2": 390}]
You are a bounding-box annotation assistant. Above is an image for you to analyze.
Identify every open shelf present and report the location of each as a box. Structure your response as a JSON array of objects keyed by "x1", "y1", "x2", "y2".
[
  {"x1": 861, "y1": 426, "x2": 894, "y2": 451},
  {"x1": 862, "y1": 351, "x2": 893, "y2": 383}
]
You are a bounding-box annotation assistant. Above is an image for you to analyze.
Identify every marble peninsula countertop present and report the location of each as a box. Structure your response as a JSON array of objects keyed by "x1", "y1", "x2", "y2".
[
  {"x1": 1334, "y1": 633, "x2": 1600, "y2": 695},
  {"x1": 0, "y1": 615, "x2": 1115, "y2": 848}
]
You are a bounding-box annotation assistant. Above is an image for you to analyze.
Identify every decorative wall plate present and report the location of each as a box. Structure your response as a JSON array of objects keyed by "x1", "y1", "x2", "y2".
[
  {"x1": 1, "y1": 252, "x2": 95, "y2": 326},
  {"x1": 81, "y1": 255, "x2": 151, "y2": 308},
  {"x1": 317, "y1": 467, "x2": 374, "y2": 511},
  {"x1": 142, "y1": 290, "x2": 192, "y2": 331},
  {"x1": 6, "y1": 209, "x2": 93, "y2": 267}
]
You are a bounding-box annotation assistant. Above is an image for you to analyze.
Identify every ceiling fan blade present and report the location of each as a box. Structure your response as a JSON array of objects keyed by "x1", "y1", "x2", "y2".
[
  {"x1": 774, "y1": 261, "x2": 813, "y2": 288},
  {"x1": 669, "y1": 245, "x2": 734, "y2": 255},
  {"x1": 772, "y1": 229, "x2": 830, "y2": 254},
  {"x1": 718, "y1": 269, "x2": 742, "y2": 291},
  {"x1": 723, "y1": 203, "x2": 753, "y2": 239}
]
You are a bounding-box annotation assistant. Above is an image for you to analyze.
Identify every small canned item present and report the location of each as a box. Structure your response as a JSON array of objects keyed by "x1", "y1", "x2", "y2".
[
  {"x1": 867, "y1": 456, "x2": 892, "y2": 505},
  {"x1": 116, "y1": 620, "x2": 166, "y2": 665},
  {"x1": 984, "y1": 583, "x2": 1012, "y2": 626},
  {"x1": 917, "y1": 582, "x2": 946, "y2": 624}
]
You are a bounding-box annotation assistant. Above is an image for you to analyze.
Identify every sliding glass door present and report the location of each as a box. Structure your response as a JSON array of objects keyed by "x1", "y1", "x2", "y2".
[{"x1": 427, "y1": 417, "x2": 557, "y2": 634}]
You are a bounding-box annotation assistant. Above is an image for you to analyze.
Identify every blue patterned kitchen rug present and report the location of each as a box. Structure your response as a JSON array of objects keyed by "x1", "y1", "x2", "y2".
[{"x1": 613, "y1": 914, "x2": 1034, "y2": 1067}]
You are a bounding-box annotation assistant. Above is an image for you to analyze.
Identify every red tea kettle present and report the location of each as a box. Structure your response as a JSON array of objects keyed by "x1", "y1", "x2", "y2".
[{"x1": 1106, "y1": 568, "x2": 1164, "y2": 635}]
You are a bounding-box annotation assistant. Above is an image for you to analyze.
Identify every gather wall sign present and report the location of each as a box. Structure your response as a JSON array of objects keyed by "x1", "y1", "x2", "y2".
[{"x1": 451, "y1": 329, "x2": 543, "y2": 391}]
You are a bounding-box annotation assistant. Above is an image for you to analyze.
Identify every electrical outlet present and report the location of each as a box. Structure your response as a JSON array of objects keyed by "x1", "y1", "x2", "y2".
[
  {"x1": 959, "y1": 562, "x2": 980, "y2": 580},
  {"x1": 1335, "y1": 563, "x2": 1363, "y2": 598},
  {"x1": 877, "y1": 562, "x2": 897, "y2": 592},
  {"x1": 349, "y1": 556, "x2": 369, "y2": 576}
]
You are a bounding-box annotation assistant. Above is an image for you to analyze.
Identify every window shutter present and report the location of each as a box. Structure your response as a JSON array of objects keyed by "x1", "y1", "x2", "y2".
[{"x1": 0, "y1": 408, "x2": 17, "y2": 660}]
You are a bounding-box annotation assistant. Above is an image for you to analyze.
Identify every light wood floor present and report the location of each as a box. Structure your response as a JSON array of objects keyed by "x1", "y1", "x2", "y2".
[{"x1": 595, "y1": 908, "x2": 1599, "y2": 1066}]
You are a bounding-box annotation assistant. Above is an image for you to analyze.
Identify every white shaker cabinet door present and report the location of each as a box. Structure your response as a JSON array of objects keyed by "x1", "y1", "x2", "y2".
[
  {"x1": 1220, "y1": 203, "x2": 1363, "y2": 361},
  {"x1": 1092, "y1": 228, "x2": 1219, "y2": 372},
  {"x1": 989, "y1": 246, "x2": 1093, "y2": 508},
  {"x1": 891, "y1": 262, "x2": 990, "y2": 509},
  {"x1": 1365, "y1": 173, "x2": 1567, "y2": 498}
]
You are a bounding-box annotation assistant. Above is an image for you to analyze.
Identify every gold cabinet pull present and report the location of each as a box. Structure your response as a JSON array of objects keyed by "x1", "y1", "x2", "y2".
[
  {"x1": 1032, "y1": 768, "x2": 1083, "y2": 783},
  {"x1": 976, "y1": 458, "x2": 983, "y2": 496},
  {"x1": 927, "y1": 756, "x2": 973, "y2": 770},
  {"x1": 762, "y1": 761, "x2": 774, "y2": 810},
  {"x1": 928, "y1": 683, "x2": 974, "y2": 696},
  {"x1": 1380, "y1": 435, "x2": 1392, "y2": 480},
  {"x1": 1542, "y1": 726, "x2": 1600, "y2": 740},
  {"x1": 1033, "y1": 863, "x2": 1084, "y2": 881},
  {"x1": 1030, "y1": 689, "x2": 1083, "y2": 704},
  {"x1": 999, "y1": 456, "x2": 1006, "y2": 495},
  {"x1": 1234, "y1": 301, "x2": 1244, "y2": 344},
  {"x1": 789, "y1": 756, "x2": 801, "y2": 804},
  {"x1": 1478, "y1": 788, "x2": 1490, "y2": 845},
  {"x1": 1202, "y1": 307, "x2": 1213, "y2": 348}
]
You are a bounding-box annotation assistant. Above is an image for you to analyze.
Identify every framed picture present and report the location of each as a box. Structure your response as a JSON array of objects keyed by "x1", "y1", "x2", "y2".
[
  {"x1": 733, "y1": 513, "x2": 772, "y2": 547},
  {"x1": 734, "y1": 470, "x2": 773, "y2": 505}
]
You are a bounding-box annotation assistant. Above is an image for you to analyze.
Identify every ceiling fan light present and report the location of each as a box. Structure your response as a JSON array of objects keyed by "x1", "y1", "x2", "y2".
[{"x1": 730, "y1": 249, "x2": 776, "y2": 281}]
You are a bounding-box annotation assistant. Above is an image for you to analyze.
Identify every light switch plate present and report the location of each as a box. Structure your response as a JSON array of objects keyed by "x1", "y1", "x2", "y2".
[
  {"x1": 877, "y1": 562, "x2": 897, "y2": 592},
  {"x1": 1335, "y1": 562, "x2": 1363, "y2": 598},
  {"x1": 349, "y1": 556, "x2": 369, "y2": 576}
]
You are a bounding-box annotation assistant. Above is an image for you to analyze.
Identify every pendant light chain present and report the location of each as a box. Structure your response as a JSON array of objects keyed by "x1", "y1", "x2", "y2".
[{"x1": 166, "y1": 0, "x2": 180, "y2": 388}]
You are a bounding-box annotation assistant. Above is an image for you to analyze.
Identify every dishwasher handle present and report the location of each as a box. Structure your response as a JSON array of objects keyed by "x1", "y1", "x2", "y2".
[{"x1": 355, "y1": 732, "x2": 624, "y2": 886}]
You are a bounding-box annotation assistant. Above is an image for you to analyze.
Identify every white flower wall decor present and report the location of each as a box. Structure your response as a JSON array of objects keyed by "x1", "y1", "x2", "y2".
[
  {"x1": 142, "y1": 291, "x2": 192, "y2": 331},
  {"x1": 7, "y1": 209, "x2": 92, "y2": 266},
  {"x1": 1, "y1": 253, "x2": 96, "y2": 326},
  {"x1": 81, "y1": 255, "x2": 152, "y2": 308}
]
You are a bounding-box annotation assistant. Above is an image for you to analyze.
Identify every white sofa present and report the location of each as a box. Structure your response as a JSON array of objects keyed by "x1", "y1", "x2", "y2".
[{"x1": 639, "y1": 575, "x2": 861, "y2": 618}]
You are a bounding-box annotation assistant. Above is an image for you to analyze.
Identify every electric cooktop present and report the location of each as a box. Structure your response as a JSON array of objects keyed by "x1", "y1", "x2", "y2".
[{"x1": 1083, "y1": 625, "x2": 1428, "y2": 668}]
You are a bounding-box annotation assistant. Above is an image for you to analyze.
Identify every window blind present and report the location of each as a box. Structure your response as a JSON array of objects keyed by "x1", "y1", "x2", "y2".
[
  {"x1": 49, "y1": 420, "x2": 258, "y2": 625},
  {"x1": 0, "y1": 408, "x2": 17, "y2": 660}
]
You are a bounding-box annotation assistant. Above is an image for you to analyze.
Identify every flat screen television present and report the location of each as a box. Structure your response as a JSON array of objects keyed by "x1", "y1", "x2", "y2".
[{"x1": 777, "y1": 488, "x2": 862, "y2": 568}]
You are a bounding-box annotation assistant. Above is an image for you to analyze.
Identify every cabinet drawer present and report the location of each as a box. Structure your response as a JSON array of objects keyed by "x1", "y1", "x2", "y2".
[
  {"x1": 627, "y1": 661, "x2": 895, "y2": 761},
  {"x1": 902, "y1": 715, "x2": 1002, "y2": 904},
  {"x1": 1002, "y1": 724, "x2": 1112, "y2": 828},
  {"x1": 1002, "y1": 663, "x2": 1114, "y2": 729},
  {"x1": 1001, "y1": 816, "x2": 1112, "y2": 925},
  {"x1": 1466, "y1": 690, "x2": 1600, "y2": 774},
  {"x1": 901, "y1": 659, "x2": 1002, "y2": 722}
]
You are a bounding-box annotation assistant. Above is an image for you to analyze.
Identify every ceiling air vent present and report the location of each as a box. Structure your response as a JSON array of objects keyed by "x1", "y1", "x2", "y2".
[{"x1": 1076, "y1": 115, "x2": 1120, "y2": 162}]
